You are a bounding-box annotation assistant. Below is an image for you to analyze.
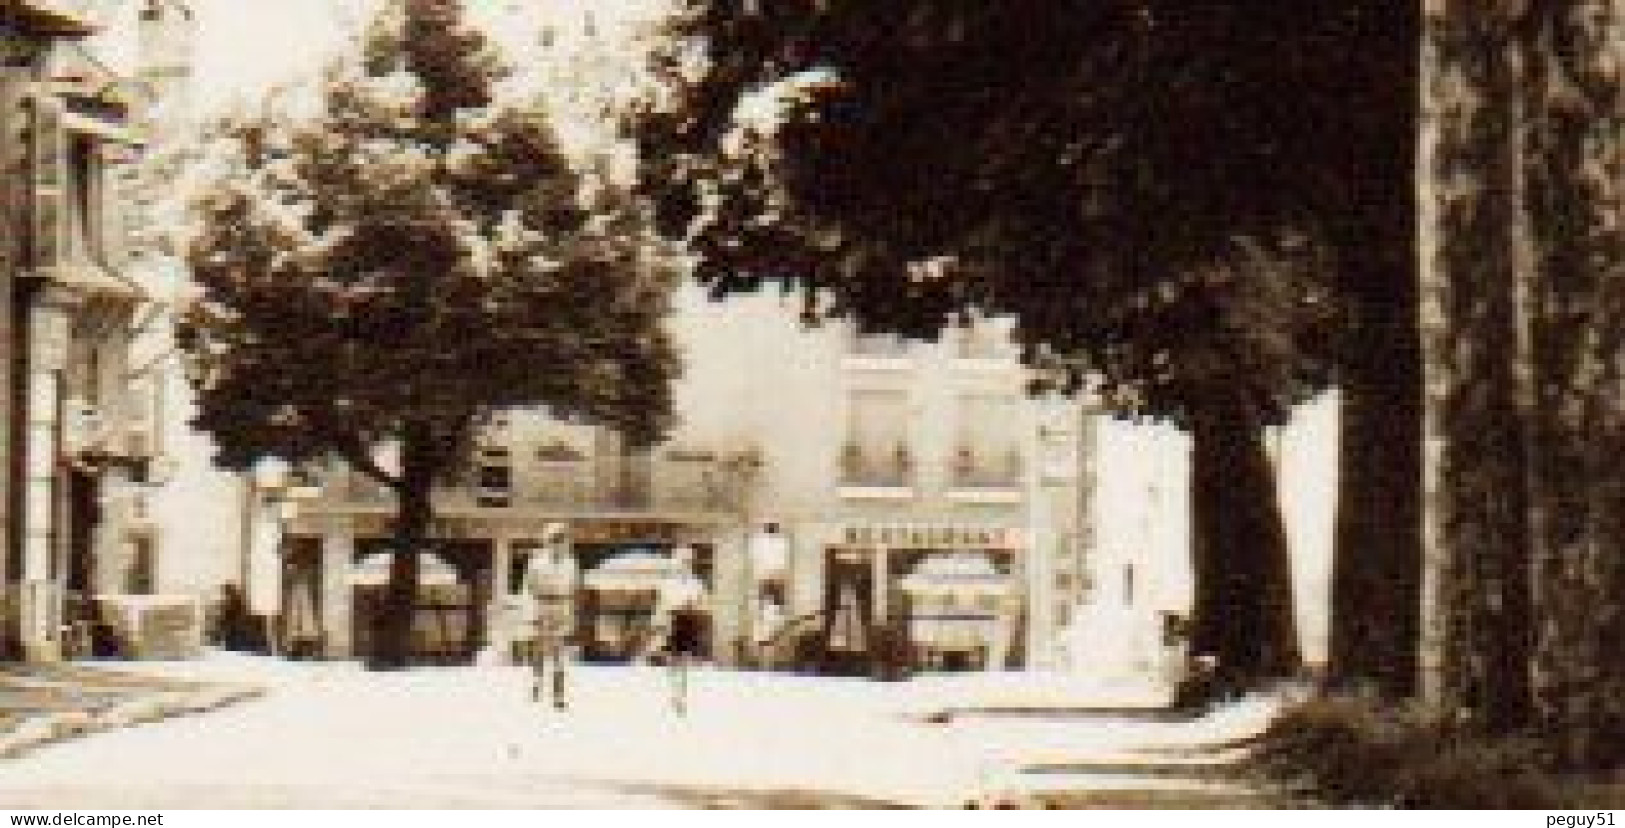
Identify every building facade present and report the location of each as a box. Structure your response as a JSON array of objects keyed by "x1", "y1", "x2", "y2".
[
  {"x1": 267, "y1": 289, "x2": 1099, "y2": 673},
  {"x1": 1, "y1": 0, "x2": 193, "y2": 662}
]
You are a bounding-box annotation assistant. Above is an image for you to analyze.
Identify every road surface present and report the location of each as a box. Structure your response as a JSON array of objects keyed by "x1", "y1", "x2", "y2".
[{"x1": 0, "y1": 655, "x2": 1280, "y2": 809}]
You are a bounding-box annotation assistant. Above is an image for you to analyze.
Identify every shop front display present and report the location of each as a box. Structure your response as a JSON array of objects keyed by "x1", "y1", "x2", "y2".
[
  {"x1": 807, "y1": 523, "x2": 1028, "y2": 675},
  {"x1": 577, "y1": 545, "x2": 712, "y2": 663},
  {"x1": 349, "y1": 543, "x2": 491, "y2": 665},
  {"x1": 898, "y1": 552, "x2": 1019, "y2": 671}
]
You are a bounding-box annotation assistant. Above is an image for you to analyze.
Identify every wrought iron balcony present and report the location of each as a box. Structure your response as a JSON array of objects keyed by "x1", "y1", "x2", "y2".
[
  {"x1": 329, "y1": 452, "x2": 742, "y2": 515},
  {"x1": 838, "y1": 442, "x2": 914, "y2": 488},
  {"x1": 948, "y1": 447, "x2": 1024, "y2": 489}
]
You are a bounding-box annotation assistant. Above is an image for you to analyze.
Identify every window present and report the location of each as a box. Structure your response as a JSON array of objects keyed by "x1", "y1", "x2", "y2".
[
  {"x1": 953, "y1": 394, "x2": 1022, "y2": 487},
  {"x1": 68, "y1": 135, "x2": 100, "y2": 262},
  {"x1": 128, "y1": 538, "x2": 155, "y2": 595},
  {"x1": 530, "y1": 439, "x2": 590, "y2": 506},
  {"x1": 850, "y1": 330, "x2": 911, "y2": 358},
  {"x1": 844, "y1": 391, "x2": 911, "y2": 485},
  {"x1": 30, "y1": 100, "x2": 66, "y2": 268},
  {"x1": 476, "y1": 463, "x2": 512, "y2": 507},
  {"x1": 535, "y1": 440, "x2": 586, "y2": 462},
  {"x1": 954, "y1": 323, "x2": 1010, "y2": 360}
]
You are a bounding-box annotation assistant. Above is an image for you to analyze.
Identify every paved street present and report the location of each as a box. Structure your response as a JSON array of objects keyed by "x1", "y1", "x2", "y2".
[{"x1": 0, "y1": 655, "x2": 1285, "y2": 809}]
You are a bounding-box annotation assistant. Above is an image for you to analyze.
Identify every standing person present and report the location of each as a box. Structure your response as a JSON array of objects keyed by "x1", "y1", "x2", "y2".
[
  {"x1": 752, "y1": 592, "x2": 785, "y2": 669},
  {"x1": 523, "y1": 524, "x2": 578, "y2": 710},
  {"x1": 654, "y1": 546, "x2": 706, "y2": 716}
]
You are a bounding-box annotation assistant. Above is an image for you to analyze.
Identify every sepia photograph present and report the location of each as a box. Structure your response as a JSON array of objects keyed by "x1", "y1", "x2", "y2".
[{"x1": 0, "y1": 0, "x2": 1622, "y2": 813}]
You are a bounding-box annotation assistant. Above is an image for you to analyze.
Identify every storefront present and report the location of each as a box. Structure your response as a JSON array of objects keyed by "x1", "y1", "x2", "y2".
[
  {"x1": 274, "y1": 498, "x2": 784, "y2": 666},
  {"x1": 348, "y1": 539, "x2": 492, "y2": 666},
  {"x1": 897, "y1": 552, "x2": 1018, "y2": 671},
  {"x1": 810, "y1": 523, "x2": 1028, "y2": 674},
  {"x1": 575, "y1": 544, "x2": 711, "y2": 663}
]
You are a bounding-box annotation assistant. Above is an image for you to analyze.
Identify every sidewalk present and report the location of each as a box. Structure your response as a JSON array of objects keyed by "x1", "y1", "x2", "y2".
[
  {"x1": 944, "y1": 690, "x2": 1309, "y2": 809},
  {"x1": 0, "y1": 660, "x2": 263, "y2": 761}
]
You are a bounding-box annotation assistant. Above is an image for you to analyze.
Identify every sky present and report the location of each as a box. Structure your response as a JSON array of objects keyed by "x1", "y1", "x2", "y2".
[
  {"x1": 188, "y1": 0, "x2": 365, "y2": 112},
  {"x1": 186, "y1": 0, "x2": 672, "y2": 115}
]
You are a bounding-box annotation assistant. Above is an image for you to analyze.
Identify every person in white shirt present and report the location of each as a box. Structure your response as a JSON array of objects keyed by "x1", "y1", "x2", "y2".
[{"x1": 523, "y1": 524, "x2": 578, "y2": 710}]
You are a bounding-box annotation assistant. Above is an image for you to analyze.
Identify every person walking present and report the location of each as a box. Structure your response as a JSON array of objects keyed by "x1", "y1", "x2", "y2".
[
  {"x1": 523, "y1": 524, "x2": 578, "y2": 710},
  {"x1": 652, "y1": 547, "x2": 706, "y2": 716}
]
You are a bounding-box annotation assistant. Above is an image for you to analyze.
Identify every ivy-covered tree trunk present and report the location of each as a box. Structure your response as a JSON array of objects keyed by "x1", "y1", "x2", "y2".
[
  {"x1": 1520, "y1": 1, "x2": 1625, "y2": 770},
  {"x1": 1423, "y1": 1, "x2": 1624, "y2": 756},
  {"x1": 1188, "y1": 394, "x2": 1302, "y2": 685},
  {"x1": 1418, "y1": 2, "x2": 1536, "y2": 733}
]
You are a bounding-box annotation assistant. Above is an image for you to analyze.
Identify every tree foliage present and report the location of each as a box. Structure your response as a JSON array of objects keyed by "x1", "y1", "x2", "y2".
[
  {"x1": 629, "y1": 2, "x2": 1414, "y2": 422},
  {"x1": 627, "y1": 1, "x2": 1421, "y2": 683},
  {"x1": 180, "y1": 0, "x2": 681, "y2": 665}
]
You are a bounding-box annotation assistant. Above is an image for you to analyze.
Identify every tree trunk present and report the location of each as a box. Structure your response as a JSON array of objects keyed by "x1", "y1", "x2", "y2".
[
  {"x1": 1417, "y1": 1, "x2": 1536, "y2": 732},
  {"x1": 371, "y1": 425, "x2": 435, "y2": 670},
  {"x1": 1326, "y1": 0, "x2": 1426, "y2": 701},
  {"x1": 1188, "y1": 394, "x2": 1303, "y2": 686},
  {"x1": 1520, "y1": 1, "x2": 1625, "y2": 769},
  {"x1": 1329, "y1": 271, "x2": 1426, "y2": 701}
]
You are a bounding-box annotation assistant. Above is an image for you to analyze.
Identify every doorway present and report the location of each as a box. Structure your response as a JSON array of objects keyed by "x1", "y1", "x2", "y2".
[{"x1": 821, "y1": 551, "x2": 875, "y2": 676}]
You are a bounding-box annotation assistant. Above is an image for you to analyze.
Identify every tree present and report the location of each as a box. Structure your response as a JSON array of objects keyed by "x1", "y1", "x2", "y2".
[
  {"x1": 1420, "y1": 0, "x2": 1624, "y2": 767},
  {"x1": 629, "y1": 1, "x2": 1419, "y2": 687},
  {"x1": 179, "y1": 0, "x2": 681, "y2": 669}
]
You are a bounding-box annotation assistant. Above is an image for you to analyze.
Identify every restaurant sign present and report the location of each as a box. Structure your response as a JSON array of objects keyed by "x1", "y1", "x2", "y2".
[{"x1": 838, "y1": 525, "x2": 1022, "y2": 549}]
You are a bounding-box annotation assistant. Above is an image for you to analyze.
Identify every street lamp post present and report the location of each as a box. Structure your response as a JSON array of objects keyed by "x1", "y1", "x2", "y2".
[{"x1": 722, "y1": 448, "x2": 765, "y2": 667}]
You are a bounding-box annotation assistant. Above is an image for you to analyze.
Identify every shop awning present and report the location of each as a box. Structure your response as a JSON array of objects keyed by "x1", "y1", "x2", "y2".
[
  {"x1": 899, "y1": 552, "x2": 1013, "y2": 598},
  {"x1": 5, "y1": 3, "x2": 98, "y2": 37},
  {"x1": 34, "y1": 262, "x2": 145, "y2": 302},
  {"x1": 585, "y1": 550, "x2": 707, "y2": 607},
  {"x1": 350, "y1": 552, "x2": 459, "y2": 587},
  {"x1": 61, "y1": 109, "x2": 144, "y2": 147}
]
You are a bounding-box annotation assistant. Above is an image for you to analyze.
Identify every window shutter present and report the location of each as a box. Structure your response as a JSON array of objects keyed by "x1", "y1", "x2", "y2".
[{"x1": 29, "y1": 94, "x2": 66, "y2": 269}]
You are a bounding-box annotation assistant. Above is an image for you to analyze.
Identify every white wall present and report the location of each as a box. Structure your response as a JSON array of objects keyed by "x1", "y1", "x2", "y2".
[
  {"x1": 1272, "y1": 391, "x2": 1340, "y2": 667},
  {"x1": 1072, "y1": 391, "x2": 1340, "y2": 672}
]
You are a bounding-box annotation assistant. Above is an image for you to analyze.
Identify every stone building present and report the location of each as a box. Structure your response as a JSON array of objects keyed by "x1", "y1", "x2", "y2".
[
  {"x1": 1, "y1": 0, "x2": 194, "y2": 661},
  {"x1": 268, "y1": 288, "x2": 1106, "y2": 672}
]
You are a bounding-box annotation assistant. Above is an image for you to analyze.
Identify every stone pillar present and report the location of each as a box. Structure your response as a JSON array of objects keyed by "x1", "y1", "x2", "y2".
[
  {"x1": 710, "y1": 529, "x2": 748, "y2": 666},
  {"x1": 21, "y1": 293, "x2": 74, "y2": 662},
  {"x1": 486, "y1": 532, "x2": 513, "y2": 664},
  {"x1": 320, "y1": 527, "x2": 354, "y2": 658},
  {"x1": 0, "y1": 67, "x2": 20, "y2": 624},
  {"x1": 790, "y1": 524, "x2": 823, "y2": 619},
  {"x1": 871, "y1": 545, "x2": 889, "y2": 623},
  {"x1": 1025, "y1": 529, "x2": 1053, "y2": 669}
]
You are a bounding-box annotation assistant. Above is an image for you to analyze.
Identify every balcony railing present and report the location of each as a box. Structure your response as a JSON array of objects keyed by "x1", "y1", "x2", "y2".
[
  {"x1": 839, "y1": 443, "x2": 914, "y2": 488},
  {"x1": 949, "y1": 448, "x2": 1024, "y2": 489},
  {"x1": 331, "y1": 454, "x2": 740, "y2": 514}
]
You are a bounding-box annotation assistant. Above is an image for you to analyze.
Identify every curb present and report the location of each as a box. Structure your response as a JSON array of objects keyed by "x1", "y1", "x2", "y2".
[{"x1": 0, "y1": 685, "x2": 265, "y2": 762}]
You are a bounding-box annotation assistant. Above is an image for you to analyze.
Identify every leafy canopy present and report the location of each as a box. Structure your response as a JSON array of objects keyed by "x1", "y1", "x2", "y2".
[
  {"x1": 181, "y1": 0, "x2": 681, "y2": 486},
  {"x1": 630, "y1": 1, "x2": 1408, "y2": 425}
]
